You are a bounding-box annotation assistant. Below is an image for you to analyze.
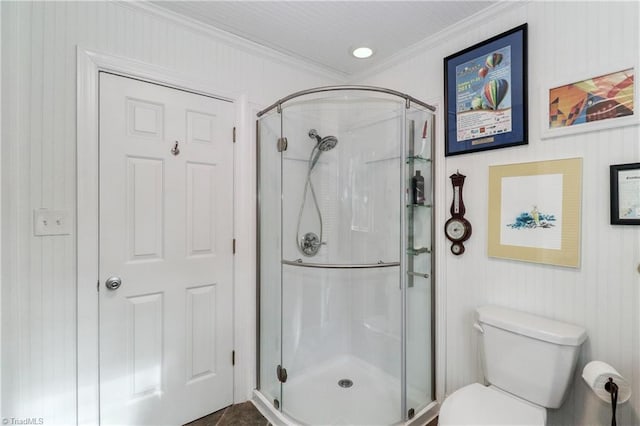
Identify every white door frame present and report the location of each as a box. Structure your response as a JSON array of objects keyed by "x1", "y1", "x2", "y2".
[{"x1": 76, "y1": 47, "x2": 252, "y2": 425}]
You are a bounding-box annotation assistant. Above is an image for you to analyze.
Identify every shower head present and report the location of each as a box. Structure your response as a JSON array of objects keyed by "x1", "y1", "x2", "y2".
[
  {"x1": 308, "y1": 129, "x2": 338, "y2": 151},
  {"x1": 318, "y1": 135, "x2": 338, "y2": 152},
  {"x1": 307, "y1": 129, "x2": 338, "y2": 171}
]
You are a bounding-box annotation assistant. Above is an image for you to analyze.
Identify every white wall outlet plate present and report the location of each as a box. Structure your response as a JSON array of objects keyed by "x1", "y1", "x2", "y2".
[{"x1": 34, "y1": 209, "x2": 71, "y2": 236}]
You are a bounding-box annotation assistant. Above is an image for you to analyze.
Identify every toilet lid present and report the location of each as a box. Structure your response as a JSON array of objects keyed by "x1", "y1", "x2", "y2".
[{"x1": 439, "y1": 383, "x2": 546, "y2": 426}]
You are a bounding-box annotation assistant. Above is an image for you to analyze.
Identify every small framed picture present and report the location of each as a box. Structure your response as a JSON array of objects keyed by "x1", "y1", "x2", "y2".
[
  {"x1": 610, "y1": 163, "x2": 640, "y2": 225},
  {"x1": 444, "y1": 24, "x2": 528, "y2": 156}
]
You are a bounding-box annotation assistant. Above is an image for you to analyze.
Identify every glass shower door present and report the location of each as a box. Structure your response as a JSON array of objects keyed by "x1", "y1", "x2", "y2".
[
  {"x1": 278, "y1": 94, "x2": 405, "y2": 426},
  {"x1": 279, "y1": 104, "x2": 345, "y2": 424},
  {"x1": 257, "y1": 110, "x2": 282, "y2": 410},
  {"x1": 404, "y1": 109, "x2": 436, "y2": 418}
]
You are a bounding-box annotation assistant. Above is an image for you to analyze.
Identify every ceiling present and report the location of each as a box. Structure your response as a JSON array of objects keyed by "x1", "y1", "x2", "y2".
[{"x1": 151, "y1": 1, "x2": 498, "y2": 77}]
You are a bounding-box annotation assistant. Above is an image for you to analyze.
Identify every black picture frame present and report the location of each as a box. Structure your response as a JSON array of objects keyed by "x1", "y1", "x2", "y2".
[
  {"x1": 610, "y1": 162, "x2": 640, "y2": 225},
  {"x1": 444, "y1": 24, "x2": 528, "y2": 156}
]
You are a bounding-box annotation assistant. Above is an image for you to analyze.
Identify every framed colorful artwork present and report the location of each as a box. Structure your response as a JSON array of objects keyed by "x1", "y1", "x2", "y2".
[
  {"x1": 541, "y1": 67, "x2": 637, "y2": 139},
  {"x1": 610, "y1": 163, "x2": 640, "y2": 225},
  {"x1": 488, "y1": 158, "x2": 582, "y2": 267},
  {"x1": 444, "y1": 24, "x2": 528, "y2": 156}
]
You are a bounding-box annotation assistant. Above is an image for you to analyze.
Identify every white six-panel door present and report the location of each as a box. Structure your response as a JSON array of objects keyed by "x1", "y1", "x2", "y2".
[{"x1": 99, "y1": 72, "x2": 235, "y2": 425}]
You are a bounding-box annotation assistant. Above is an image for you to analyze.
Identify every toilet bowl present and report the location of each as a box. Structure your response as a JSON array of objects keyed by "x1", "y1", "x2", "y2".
[
  {"x1": 439, "y1": 384, "x2": 546, "y2": 425},
  {"x1": 439, "y1": 306, "x2": 587, "y2": 426}
]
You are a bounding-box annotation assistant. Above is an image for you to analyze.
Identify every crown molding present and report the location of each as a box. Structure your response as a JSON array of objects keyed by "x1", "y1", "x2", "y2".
[
  {"x1": 117, "y1": 1, "x2": 348, "y2": 83},
  {"x1": 348, "y1": 0, "x2": 528, "y2": 83}
]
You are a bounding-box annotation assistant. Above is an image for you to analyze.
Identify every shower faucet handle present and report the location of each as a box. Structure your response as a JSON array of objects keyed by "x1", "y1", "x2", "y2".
[{"x1": 300, "y1": 232, "x2": 322, "y2": 256}]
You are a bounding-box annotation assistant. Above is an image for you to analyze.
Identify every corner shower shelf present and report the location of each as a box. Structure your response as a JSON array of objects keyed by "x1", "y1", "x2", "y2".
[
  {"x1": 407, "y1": 247, "x2": 431, "y2": 256},
  {"x1": 364, "y1": 155, "x2": 400, "y2": 165},
  {"x1": 406, "y1": 203, "x2": 432, "y2": 209},
  {"x1": 282, "y1": 259, "x2": 400, "y2": 269},
  {"x1": 406, "y1": 155, "x2": 431, "y2": 164}
]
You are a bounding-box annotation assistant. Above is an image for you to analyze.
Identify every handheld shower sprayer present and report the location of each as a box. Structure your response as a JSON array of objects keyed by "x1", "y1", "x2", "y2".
[
  {"x1": 296, "y1": 129, "x2": 339, "y2": 256},
  {"x1": 307, "y1": 129, "x2": 338, "y2": 171}
]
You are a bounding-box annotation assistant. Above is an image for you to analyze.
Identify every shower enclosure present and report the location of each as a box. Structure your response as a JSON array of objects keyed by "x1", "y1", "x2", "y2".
[{"x1": 256, "y1": 87, "x2": 435, "y2": 425}]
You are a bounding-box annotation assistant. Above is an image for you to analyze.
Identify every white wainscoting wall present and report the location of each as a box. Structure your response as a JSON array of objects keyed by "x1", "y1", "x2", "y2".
[
  {"x1": 357, "y1": 2, "x2": 640, "y2": 425},
  {"x1": 0, "y1": 2, "x2": 342, "y2": 424}
]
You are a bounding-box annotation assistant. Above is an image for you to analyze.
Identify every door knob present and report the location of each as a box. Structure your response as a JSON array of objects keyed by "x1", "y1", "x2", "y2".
[{"x1": 105, "y1": 276, "x2": 122, "y2": 290}]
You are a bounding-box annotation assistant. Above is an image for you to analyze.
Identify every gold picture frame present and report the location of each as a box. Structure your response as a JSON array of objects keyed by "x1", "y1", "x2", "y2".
[{"x1": 488, "y1": 158, "x2": 582, "y2": 267}]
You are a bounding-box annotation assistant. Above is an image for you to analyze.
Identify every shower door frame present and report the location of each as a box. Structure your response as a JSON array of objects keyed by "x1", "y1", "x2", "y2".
[
  {"x1": 255, "y1": 87, "x2": 437, "y2": 424},
  {"x1": 255, "y1": 108, "x2": 284, "y2": 409}
]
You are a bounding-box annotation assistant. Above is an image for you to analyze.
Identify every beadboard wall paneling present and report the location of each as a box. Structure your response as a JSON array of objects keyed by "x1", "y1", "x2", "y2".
[
  {"x1": 0, "y1": 1, "x2": 341, "y2": 423},
  {"x1": 359, "y1": 2, "x2": 640, "y2": 425}
]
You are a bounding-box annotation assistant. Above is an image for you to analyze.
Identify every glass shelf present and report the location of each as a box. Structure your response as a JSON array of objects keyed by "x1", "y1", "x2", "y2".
[
  {"x1": 406, "y1": 203, "x2": 432, "y2": 208},
  {"x1": 406, "y1": 155, "x2": 431, "y2": 164},
  {"x1": 407, "y1": 247, "x2": 431, "y2": 256}
]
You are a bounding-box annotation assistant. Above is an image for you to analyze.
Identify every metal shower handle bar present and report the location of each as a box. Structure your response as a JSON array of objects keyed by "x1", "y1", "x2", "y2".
[
  {"x1": 257, "y1": 85, "x2": 436, "y2": 117},
  {"x1": 282, "y1": 259, "x2": 400, "y2": 269},
  {"x1": 407, "y1": 271, "x2": 430, "y2": 279}
]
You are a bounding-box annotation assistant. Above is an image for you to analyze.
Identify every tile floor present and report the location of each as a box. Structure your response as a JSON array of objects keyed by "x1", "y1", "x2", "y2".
[
  {"x1": 185, "y1": 401, "x2": 438, "y2": 426},
  {"x1": 185, "y1": 402, "x2": 269, "y2": 426}
]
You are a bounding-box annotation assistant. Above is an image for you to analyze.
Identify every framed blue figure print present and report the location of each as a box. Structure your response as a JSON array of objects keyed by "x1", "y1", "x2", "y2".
[{"x1": 488, "y1": 158, "x2": 582, "y2": 268}]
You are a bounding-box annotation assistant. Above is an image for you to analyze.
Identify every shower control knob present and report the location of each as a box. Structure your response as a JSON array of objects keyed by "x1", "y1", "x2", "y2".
[{"x1": 300, "y1": 232, "x2": 321, "y2": 256}]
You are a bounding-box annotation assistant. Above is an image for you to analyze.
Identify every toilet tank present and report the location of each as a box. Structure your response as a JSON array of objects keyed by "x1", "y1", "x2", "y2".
[{"x1": 476, "y1": 306, "x2": 587, "y2": 408}]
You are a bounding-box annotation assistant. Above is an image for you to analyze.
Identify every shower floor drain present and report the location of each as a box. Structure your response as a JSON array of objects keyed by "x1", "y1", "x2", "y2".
[{"x1": 338, "y1": 379, "x2": 353, "y2": 388}]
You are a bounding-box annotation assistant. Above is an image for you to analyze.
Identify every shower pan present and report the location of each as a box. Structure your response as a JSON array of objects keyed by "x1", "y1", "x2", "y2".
[{"x1": 256, "y1": 86, "x2": 436, "y2": 425}]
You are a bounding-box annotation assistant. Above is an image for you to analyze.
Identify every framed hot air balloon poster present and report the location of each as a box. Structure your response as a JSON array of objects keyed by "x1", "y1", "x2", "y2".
[
  {"x1": 444, "y1": 24, "x2": 528, "y2": 156},
  {"x1": 542, "y1": 67, "x2": 637, "y2": 139}
]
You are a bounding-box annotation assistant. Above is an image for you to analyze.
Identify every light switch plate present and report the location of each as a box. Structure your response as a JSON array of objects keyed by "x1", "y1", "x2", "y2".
[{"x1": 34, "y1": 209, "x2": 71, "y2": 236}]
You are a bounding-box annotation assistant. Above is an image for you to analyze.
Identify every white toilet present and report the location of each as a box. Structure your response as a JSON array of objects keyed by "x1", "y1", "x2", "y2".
[{"x1": 439, "y1": 305, "x2": 587, "y2": 425}]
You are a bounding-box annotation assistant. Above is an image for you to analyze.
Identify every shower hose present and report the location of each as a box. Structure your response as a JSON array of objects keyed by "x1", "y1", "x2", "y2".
[{"x1": 295, "y1": 145, "x2": 323, "y2": 255}]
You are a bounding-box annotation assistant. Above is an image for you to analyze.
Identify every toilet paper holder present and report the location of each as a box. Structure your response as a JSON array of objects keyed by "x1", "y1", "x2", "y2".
[
  {"x1": 582, "y1": 361, "x2": 631, "y2": 426},
  {"x1": 604, "y1": 377, "x2": 619, "y2": 426}
]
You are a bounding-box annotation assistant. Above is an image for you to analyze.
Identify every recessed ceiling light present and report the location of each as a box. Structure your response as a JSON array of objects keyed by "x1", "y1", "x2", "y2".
[{"x1": 352, "y1": 47, "x2": 373, "y2": 59}]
